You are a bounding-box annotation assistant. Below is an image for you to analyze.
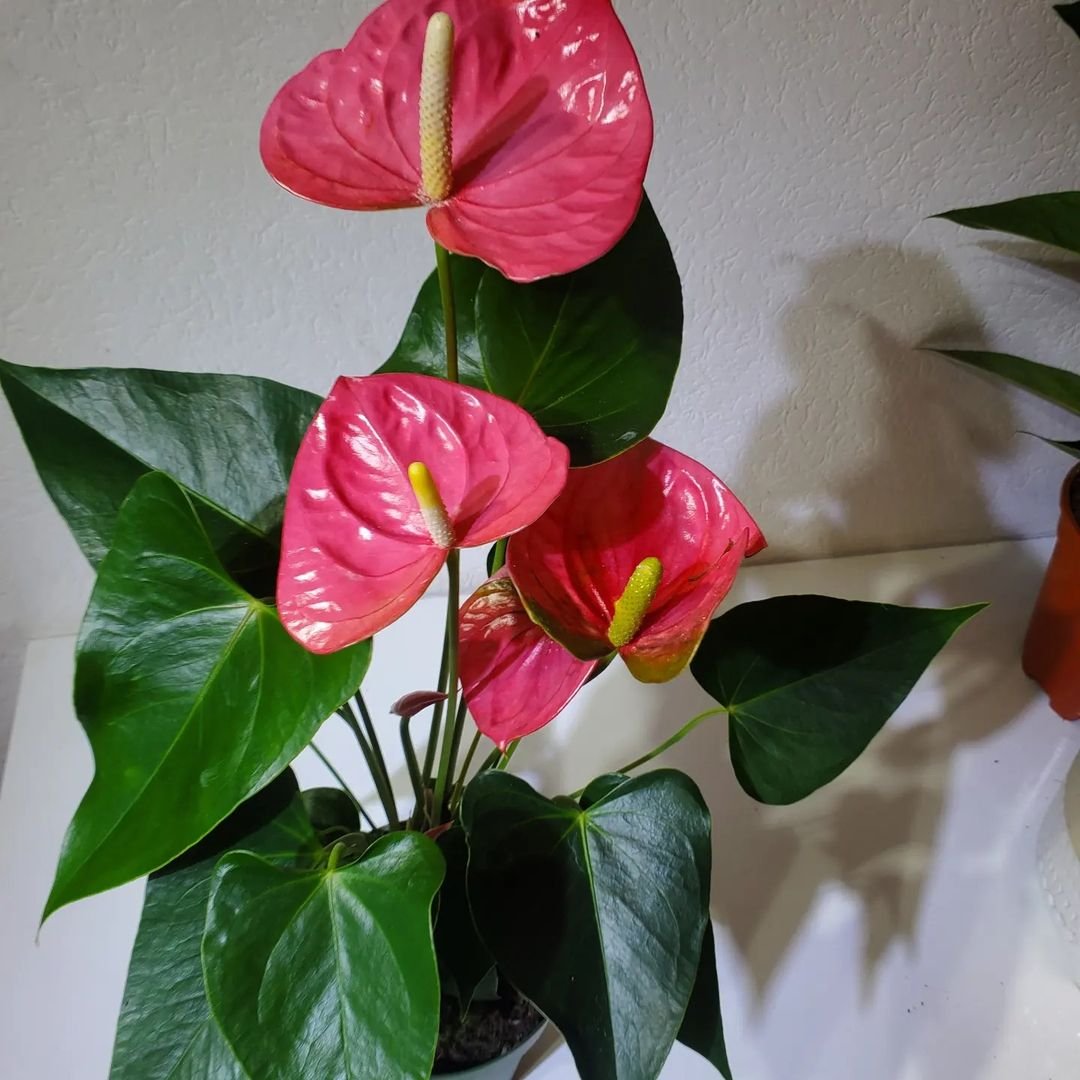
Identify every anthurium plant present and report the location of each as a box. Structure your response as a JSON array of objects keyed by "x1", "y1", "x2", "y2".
[{"x1": 2, "y1": 1, "x2": 983, "y2": 1078}]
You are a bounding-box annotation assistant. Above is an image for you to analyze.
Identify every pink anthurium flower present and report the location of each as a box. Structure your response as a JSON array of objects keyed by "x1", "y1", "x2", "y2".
[
  {"x1": 260, "y1": 0, "x2": 653, "y2": 282},
  {"x1": 507, "y1": 438, "x2": 766, "y2": 684},
  {"x1": 277, "y1": 373, "x2": 569, "y2": 653},
  {"x1": 459, "y1": 569, "x2": 598, "y2": 748}
]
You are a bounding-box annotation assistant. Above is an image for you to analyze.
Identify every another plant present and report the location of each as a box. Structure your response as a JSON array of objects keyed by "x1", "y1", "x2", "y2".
[
  {"x1": 930, "y1": 5, "x2": 1080, "y2": 450},
  {"x1": 3, "y1": 1, "x2": 983, "y2": 1077}
]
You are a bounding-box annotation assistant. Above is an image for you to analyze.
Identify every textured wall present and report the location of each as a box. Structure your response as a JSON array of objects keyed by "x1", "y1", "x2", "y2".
[{"x1": 2, "y1": 0, "x2": 1079, "y2": 755}]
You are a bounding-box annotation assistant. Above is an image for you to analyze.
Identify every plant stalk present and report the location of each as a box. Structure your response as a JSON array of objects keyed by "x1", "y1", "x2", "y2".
[
  {"x1": 337, "y1": 704, "x2": 399, "y2": 828},
  {"x1": 308, "y1": 742, "x2": 377, "y2": 831}
]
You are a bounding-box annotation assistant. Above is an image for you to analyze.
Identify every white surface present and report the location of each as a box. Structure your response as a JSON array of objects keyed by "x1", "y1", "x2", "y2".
[
  {"x1": 2, "y1": 539, "x2": 1079, "y2": 1079},
  {"x1": 2, "y1": 0, "x2": 1080, "y2": 759}
]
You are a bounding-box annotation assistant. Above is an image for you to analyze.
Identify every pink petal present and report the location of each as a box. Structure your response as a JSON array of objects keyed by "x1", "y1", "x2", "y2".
[
  {"x1": 277, "y1": 374, "x2": 567, "y2": 652},
  {"x1": 507, "y1": 439, "x2": 764, "y2": 671},
  {"x1": 460, "y1": 570, "x2": 597, "y2": 748},
  {"x1": 262, "y1": 0, "x2": 652, "y2": 281}
]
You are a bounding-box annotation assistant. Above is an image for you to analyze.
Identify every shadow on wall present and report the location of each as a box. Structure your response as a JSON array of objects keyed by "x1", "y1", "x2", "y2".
[{"x1": 741, "y1": 243, "x2": 1024, "y2": 561}]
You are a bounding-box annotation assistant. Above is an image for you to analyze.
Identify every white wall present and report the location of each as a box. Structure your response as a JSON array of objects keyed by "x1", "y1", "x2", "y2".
[{"x1": 2, "y1": 0, "x2": 1078, "y2": 756}]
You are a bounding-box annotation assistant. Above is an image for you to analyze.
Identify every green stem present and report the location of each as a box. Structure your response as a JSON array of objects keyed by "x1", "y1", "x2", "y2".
[
  {"x1": 400, "y1": 715, "x2": 425, "y2": 822},
  {"x1": 338, "y1": 705, "x2": 399, "y2": 828},
  {"x1": 309, "y1": 742, "x2": 377, "y2": 831},
  {"x1": 431, "y1": 550, "x2": 462, "y2": 822},
  {"x1": 489, "y1": 537, "x2": 508, "y2": 574},
  {"x1": 354, "y1": 691, "x2": 399, "y2": 829},
  {"x1": 477, "y1": 746, "x2": 503, "y2": 773},
  {"x1": 422, "y1": 620, "x2": 451, "y2": 786},
  {"x1": 496, "y1": 738, "x2": 521, "y2": 770},
  {"x1": 435, "y1": 243, "x2": 459, "y2": 383},
  {"x1": 607, "y1": 707, "x2": 724, "y2": 777},
  {"x1": 450, "y1": 726, "x2": 483, "y2": 812}
]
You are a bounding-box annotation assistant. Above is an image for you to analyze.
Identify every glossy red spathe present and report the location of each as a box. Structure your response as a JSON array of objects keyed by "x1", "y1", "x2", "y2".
[
  {"x1": 277, "y1": 373, "x2": 568, "y2": 653},
  {"x1": 260, "y1": 0, "x2": 653, "y2": 282},
  {"x1": 459, "y1": 569, "x2": 598, "y2": 747},
  {"x1": 508, "y1": 439, "x2": 765, "y2": 683}
]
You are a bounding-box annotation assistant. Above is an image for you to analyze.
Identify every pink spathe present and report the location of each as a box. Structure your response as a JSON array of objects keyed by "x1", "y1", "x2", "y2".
[
  {"x1": 277, "y1": 373, "x2": 568, "y2": 653},
  {"x1": 260, "y1": 0, "x2": 653, "y2": 282}
]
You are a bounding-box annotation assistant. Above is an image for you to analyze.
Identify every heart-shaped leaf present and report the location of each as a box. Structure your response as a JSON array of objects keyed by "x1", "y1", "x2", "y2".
[
  {"x1": 45, "y1": 472, "x2": 371, "y2": 918},
  {"x1": 0, "y1": 361, "x2": 319, "y2": 564},
  {"x1": 111, "y1": 771, "x2": 316, "y2": 1080},
  {"x1": 676, "y1": 923, "x2": 732, "y2": 1079},
  {"x1": 204, "y1": 833, "x2": 445, "y2": 1080},
  {"x1": 461, "y1": 770, "x2": 711, "y2": 1080},
  {"x1": 935, "y1": 192, "x2": 1080, "y2": 256},
  {"x1": 434, "y1": 827, "x2": 494, "y2": 1012},
  {"x1": 379, "y1": 197, "x2": 681, "y2": 466},
  {"x1": 691, "y1": 596, "x2": 985, "y2": 804}
]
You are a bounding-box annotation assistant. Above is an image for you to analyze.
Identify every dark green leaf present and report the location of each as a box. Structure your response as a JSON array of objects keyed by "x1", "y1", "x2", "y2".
[
  {"x1": 204, "y1": 833, "x2": 445, "y2": 1080},
  {"x1": 462, "y1": 770, "x2": 711, "y2": 1080},
  {"x1": 691, "y1": 596, "x2": 985, "y2": 804},
  {"x1": 1056, "y1": 3, "x2": 1080, "y2": 38},
  {"x1": 0, "y1": 361, "x2": 319, "y2": 564},
  {"x1": 302, "y1": 788, "x2": 361, "y2": 841},
  {"x1": 379, "y1": 197, "x2": 682, "y2": 466},
  {"x1": 578, "y1": 773, "x2": 630, "y2": 808},
  {"x1": 111, "y1": 771, "x2": 316, "y2": 1080},
  {"x1": 45, "y1": 472, "x2": 371, "y2": 918},
  {"x1": 676, "y1": 924, "x2": 732, "y2": 1079},
  {"x1": 935, "y1": 192, "x2": 1080, "y2": 256},
  {"x1": 434, "y1": 827, "x2": 494, "y2": 1011},
  {"x1": 382, "y1": 255, "x2": 487, "y2": 384},
  {"x1": 932, "y1": 350, "x2": 1080, "y2": 416}
]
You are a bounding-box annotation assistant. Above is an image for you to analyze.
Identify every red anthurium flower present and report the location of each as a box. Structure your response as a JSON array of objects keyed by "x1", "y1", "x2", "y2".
[
  {"x1": 277, "y1": 373, "x2": 569, "y2": 653},
  {"x1": 507, "y1": 438, "x2": 766, "y2": 684},
  {"x1": 459, "y1": 569, "x2": 598, "y2": 748},
  {"x1": 261, "y1": 0, "x2": 653, "y2": 282}
]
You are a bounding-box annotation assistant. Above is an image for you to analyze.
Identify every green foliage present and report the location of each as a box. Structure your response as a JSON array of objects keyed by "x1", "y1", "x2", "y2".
[
  {"x1": 936, "y1": 192, "x2": 1080, "y2": 256},
  {"x1": 110, "y1": 771, "x2": 315, "y2": 1080},
  {"x1": 461, "y1": 770, "x2": 712, "y2": 1080},
  {"x1": 677, "y1": 924, "x2": 732, "y2": 1080},
  {"x1": 380, "y1": 197, "x2": 682, "y2": 465},
  {"x1": 691, "y1": 596, "x2": 985, "y2": 804},
  {"x1": 45, "y1": 473, "x2": 371, "y2": 918},
  {"x1": 0, "y1": 361, "x2": 319, "y2": 566},
  {"x1": 204, "y1": 833, "x2": 445, "y2": 1080}
]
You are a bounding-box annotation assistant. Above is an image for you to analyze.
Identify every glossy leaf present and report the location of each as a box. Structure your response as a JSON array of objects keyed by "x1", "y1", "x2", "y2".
[
  {"x1": 111, "y1": 772, "x2": 315, "y2": 1080},
  {"x1": 676, "y1": 924, "x2": 732, "y2": 1080},
  {"x1": 0, "y1": 360, "x2": 319, "y2": 565},
  {"x1": 461, "y1": 770, "x2": 712, "y2": 1080},
  {"x1": 277, "y1": 373, "x2": 568, "y2": 653},
  {"x1": 302, "y1": 788, "x2": 361, "y2": 841},
  {"x1": 508, "y1": 439, "x2": 764, "y2": 682},
  {"x1": 261, "y1": 0, "x2": 653, "y2": 282},
  {"x1": 434, "y1": 827, "x2": 494, "y2": 1011},
  {"x1": 380, "y1": 198, "x2": 682, "y2": 466},
  {"x1": 45, "y1": 473, "x2": 371, "y2": 918},
  {"x1": 936, "y1": 192, "x2": 1080, "y2": 256},
  {"x1": 459, "y1": 570, "x2": 598, "y2": 747},
  {"x1": 1058, "y1": 3, "x2": 1080, "y2": 37},
  {"x1": 691, "y1": 596, "x2": 985, "y2": 804},
  {"x1": 204, "y1": 833, "x2": 445, "y2": 1080}
]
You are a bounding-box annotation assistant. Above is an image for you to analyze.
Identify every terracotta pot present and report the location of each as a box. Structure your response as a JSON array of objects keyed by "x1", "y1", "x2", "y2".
[{"x1": 1023, "y1": 464, "x2": 1080, "y2": 719}]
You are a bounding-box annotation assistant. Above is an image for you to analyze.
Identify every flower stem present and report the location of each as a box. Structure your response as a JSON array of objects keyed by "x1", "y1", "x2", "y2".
[
  {"x1": 308, "y1": 741, "x2": 377, "y2": 831},
  {"x1": 431, "y1": 550, "x2": 461, "y2": 822},
  {"x1": 422, "y1": 620, "x2": 450, "y2": 786},
  {"x1": 449, "y1": 721, "x2": 482, "y2": 812},
  {"x1": 400, "y1": 714, "x2": 425, "y2": 821},
  {"x1": 435, "y1": 243, "x2": 458, "y2": 383},
  {"x1": 496, "y1": 738, "x2": 521, "y2": 770},
  {"x1": 354, "y1": 691, "x2": 398, "y2": 827}
]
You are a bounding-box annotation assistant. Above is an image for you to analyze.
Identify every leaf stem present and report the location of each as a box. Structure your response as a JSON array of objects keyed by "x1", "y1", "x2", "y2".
[
  {"x1": 607, "y1": 707, "x2": 724, "y2": 777},
  {"x1": 308, "y1": 741, "x2": 377, "y2": 831},
  {"x1": 422, "y1": 621, "x2": 450, "y2": 786},
  {"x1": 354, "y1": 691, "x2": 399, "y2": 828},
  {"x1": 337, "y1": 704, "x2": 400, "y2": 829}
]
